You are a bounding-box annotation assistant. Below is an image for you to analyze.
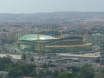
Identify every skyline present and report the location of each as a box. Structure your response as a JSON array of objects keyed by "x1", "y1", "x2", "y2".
[{"x1": 0, "y1": 0, "x2": 104, "y2": 13}]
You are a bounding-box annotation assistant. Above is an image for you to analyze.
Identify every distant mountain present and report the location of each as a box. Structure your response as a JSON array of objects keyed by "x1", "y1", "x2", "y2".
[{"x1": 0, "y1": 12, "x2": 104, "y2": 23}]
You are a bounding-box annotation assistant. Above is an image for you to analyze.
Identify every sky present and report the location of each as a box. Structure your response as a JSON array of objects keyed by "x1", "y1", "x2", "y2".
[{"x1": 0, "y1": 0, "x2": 104, "y2": 13}]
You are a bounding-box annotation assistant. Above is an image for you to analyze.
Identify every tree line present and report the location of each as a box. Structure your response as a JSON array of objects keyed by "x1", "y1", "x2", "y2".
[{"x1": 0, "y1": 56, "x2": 104, "y2": 78}]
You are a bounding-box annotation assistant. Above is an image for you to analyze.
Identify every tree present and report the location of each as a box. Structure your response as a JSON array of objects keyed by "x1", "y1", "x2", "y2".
[
  {"x1": 61, "y1": 69, "x2": 64, "y2": 72},
  {"x1": 21, "y1": 54, "x2": 26, "y2": 61},
  {"x1": 52, "y1": 71, "x2": 59, "y2": 78},
  {"x1": 8, "y1": 69, "x2": 16, "y2": 77},
  {"x1": 37, "y1": 70, "x2": 44, "y2": 78},
  {"x1": 58, "y1": 72, "x2": 69, "y2": 78},
  {"x1": 0, "y1": 76, "x2": 2, "y2": 78},
  {"x1": 94, "y1": 70, "x2": 104, "y2": 78},
  {"x1": 30, "y1": 57, "x2": 34, "y2": 64},
  {"x1": 45, "y1": 70, "x2": 52, "y2": 75},
  {"x1": 94, "y1": 72, "x2": 104, "y2": 78},
  {"x1": 2, "y1": 56, "x2": 13, "y2": 63},
  {"x1": 43, "y1": 63, "x2": 47, "y2": 68},
  {"x1": 80, "y1": 63, "x2": 95, "y2": 78},
  {"x1": 29, "y1": 71, "x2": 36, "y2": 77}
]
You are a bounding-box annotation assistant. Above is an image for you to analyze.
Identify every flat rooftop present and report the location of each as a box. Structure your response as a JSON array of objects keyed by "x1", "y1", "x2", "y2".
[{"x1": 56, "y1": 52, "x2": 100, "y2": 58}]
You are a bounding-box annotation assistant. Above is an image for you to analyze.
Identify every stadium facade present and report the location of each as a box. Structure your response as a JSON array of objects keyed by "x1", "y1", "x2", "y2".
[{"x1": 18, "y1": 34, "x2": 92, "y2": 53}]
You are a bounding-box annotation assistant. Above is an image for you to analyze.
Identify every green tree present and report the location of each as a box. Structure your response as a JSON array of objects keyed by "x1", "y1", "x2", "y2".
[
  {"x1": 37, "y1": 70, "x2": 44, "y2": 78},
  {"x1": 0, "y1": 76, "x2": 2, "y2": 78},
  {"x1": 43, "y1": 63, "x2": 47, "y2": 68},
  {"x1": 61, "y1": 69, "x2": 64, "y2": 72},
  {"x1": 39, "y1": 70, "x2": 44, "y2": 75},
  {"x1": 58, "y1": 72, "x2": 69, "y2": 78},
  {"x1": 52, "y1": 71, "x2": 59, "y2": 78},
  {"x1": 23, "y1": 64, "x2": 34, "y2": 75},
  {"x1": 8, "y1": 69, "x2": 16, "y2": 77},
  {"x1": 30, "y1": 57, "x2": 34, "y2": 64},
  {"x1": 29, "y1": 71, "x2": 36, "y2": 77},
  {"x1": 15, "y1": 66, "x2": 23, "y2": 76},
  {"x1": 94, "y1": 70, "x2": 104, "y2": 78},
  {"x1": 94, "y1": 72, "x2": 104, "y2": 78},
  {"x1": 45, "y1": 70, "x2": 52, "y2": 75},
  {"x1": 21, "y1": 54, "x2": 26, "y2": 61},
  {"x1": 80, "y1": 63, "x2": 95, "y2": 78}
]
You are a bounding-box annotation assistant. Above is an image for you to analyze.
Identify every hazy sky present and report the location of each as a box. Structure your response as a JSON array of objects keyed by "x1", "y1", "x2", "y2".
[{"x1": 0, "y1": 0, "x2": 103, "y2": 13}]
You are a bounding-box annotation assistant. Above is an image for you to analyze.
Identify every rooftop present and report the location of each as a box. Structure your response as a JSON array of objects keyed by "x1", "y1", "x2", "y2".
[
  {"x1": 19, "y1": 34, "x2": 58, "y2": 41},
  {"x1": 57, "y1": 52, "x2": 100, "y2": 58}
]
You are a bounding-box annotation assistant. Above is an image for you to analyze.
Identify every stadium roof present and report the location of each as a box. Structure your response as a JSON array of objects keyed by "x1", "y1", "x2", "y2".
[{"x1": 19, "y1": 34, "x2": 58, "y2": 41}]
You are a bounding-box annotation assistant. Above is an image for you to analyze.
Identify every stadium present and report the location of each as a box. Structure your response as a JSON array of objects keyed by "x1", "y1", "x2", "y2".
[{"x1": 17, "y1": 34, "x2": 92, "y2": 53}]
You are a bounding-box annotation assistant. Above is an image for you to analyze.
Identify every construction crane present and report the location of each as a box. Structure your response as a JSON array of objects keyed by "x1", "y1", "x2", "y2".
[
  {"x1": 12, "y1": 30, "x2": 18, "y2": 45},
  {"x1": 37, "y1": 34, "x2": 41, "y2": 60},
  {"x1": 83, "y1": 31, "x2": 88, "y2": 43},
  {"x1": 37, "y1": 33, "x2": 40, "y2": 54},
  {"x1": 59, "y1": 30, "x2": 63, "y2": 38},
  {"x1": 12, "y1": 30, "x2": 19, "y2": 52}
]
